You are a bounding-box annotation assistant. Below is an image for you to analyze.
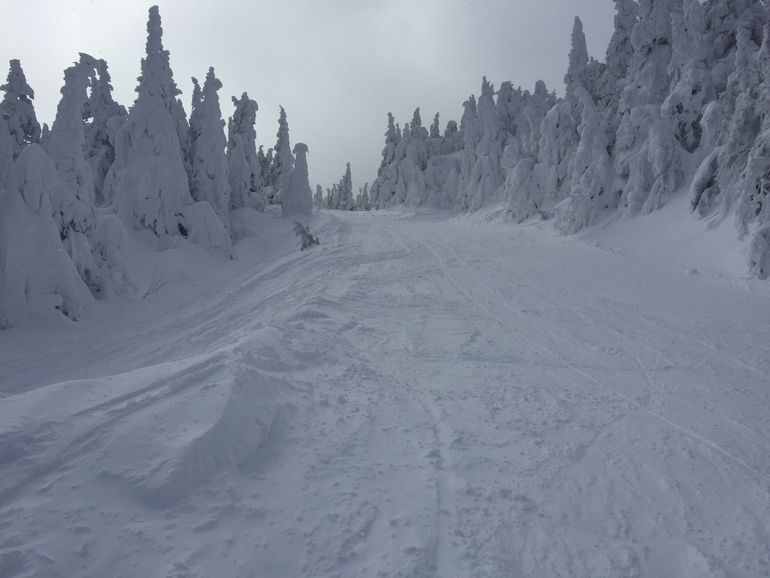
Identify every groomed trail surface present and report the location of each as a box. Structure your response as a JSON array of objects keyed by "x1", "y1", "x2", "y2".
[{"x1": 1, "y1": 210, "x2": 770, "y2": 577}]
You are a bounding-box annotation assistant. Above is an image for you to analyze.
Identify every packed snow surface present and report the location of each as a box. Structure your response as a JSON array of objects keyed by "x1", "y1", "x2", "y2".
[{"x1": 1, "y1": 207, "x2": 770, "y2": 577}]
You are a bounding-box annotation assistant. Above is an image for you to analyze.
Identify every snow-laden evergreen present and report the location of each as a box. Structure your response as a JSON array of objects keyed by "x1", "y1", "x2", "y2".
[
  {"x1": 0, "y1": 60, "x2": 41, "y2": 159},
  {"x1": 313, "y1": 184, "x2": 325, "y2": 209},
  {"x1": 104, "y1": 6, "x2": 193, "y2": 238},
  {"x1": 267, "y1": 106, "x2": 294, "y2": 205},
  {"x1": 355, "y1": 183, "x2": 370, "y2": 211},
  {"x1": 369, "y1": 0, "x2": 770, "y2": 277},
  {"x1": 321, "y1": 163, "x2": 357, "y2": 211},
  {"x1": 227, "y1": 92, "x2": 265, "y2": 212},
  {"x1": 189, "y1": 67, "x2": 230, "y2": 229},
  {"x1": 104, "y1": 7, "x2": 231, "y2": 257},
  {"x1": 0, "y1": 131, "x2": 92, "y2": 325},
  {"x1": 281, "y1": 143, "x2": 313, "y2": 217},
  {"x1": 0, "y1": 5, "x2": 317, "y2": 325},
  {"x1": 457, "y1": 78, "x2": 504, "y2": 212},
  {"x1": 0, "y1": 56, "x2": 132, "y2": 325},
  {"x1": 336, "y1": 163, "x2": 355, "y2": 211},
  {"x1": 0, "y1": 63, "x2": 78, "y2": 322},
  {"x1": 46, "y1": 55, "x2": 101, "y2": 292},
  {"x1": 84, "y1": 58, "x2": 127, "y2": 205}
]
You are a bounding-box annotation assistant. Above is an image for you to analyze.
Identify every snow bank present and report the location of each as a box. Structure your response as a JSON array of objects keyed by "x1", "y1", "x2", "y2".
[
  {"x1": 0, "y1": 352, "x2": 293, "y2": 508},
  {"x1": 98, "y1": 359, "x2": 290, "y2": 506}
]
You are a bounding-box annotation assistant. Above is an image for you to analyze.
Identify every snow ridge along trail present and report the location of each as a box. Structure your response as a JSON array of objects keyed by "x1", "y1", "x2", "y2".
[{"x1": 2, "y1": 210, "x2": 770, "y2": 577}]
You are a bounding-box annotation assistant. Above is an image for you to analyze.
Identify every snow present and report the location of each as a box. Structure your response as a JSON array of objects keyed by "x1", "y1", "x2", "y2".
[{"x1": 2, "y1": 205, "x2": 770, "y2": 577}]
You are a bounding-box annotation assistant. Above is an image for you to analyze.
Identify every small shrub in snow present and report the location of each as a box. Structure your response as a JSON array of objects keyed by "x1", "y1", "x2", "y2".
[{"x1": 294, "y1": 221, "x2": 319, "y2": 251}]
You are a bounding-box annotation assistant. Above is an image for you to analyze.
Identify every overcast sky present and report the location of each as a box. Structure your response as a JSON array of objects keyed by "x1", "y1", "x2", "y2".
[{"x1": 1, "y1": 1, "x2": 615, "y2": 192}]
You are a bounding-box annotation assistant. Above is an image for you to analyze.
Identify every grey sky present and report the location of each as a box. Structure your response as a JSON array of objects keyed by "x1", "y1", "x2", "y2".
[{"x1": 2, "y1": 1, "x2": 615, "y2": 192}]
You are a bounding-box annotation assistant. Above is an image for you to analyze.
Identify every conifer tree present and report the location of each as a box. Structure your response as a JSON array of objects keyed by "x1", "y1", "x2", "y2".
[
  {"x1": 313, "y1": 184, "x2": 325, "y2": 208},
  {"x1": 257, "y1": 145, "x2": 270, "y2": 190},
  {"x1": 281, "y1": 143, "x2": 313, "y2": 217},
  {"x1": 355, "y1": 182, "x2": 370, "y2": 210},
  {"x1": 430, "y1": 113, "x2": 441, "y2": 139},
  {"x1": 270, "y1": 106, "x2": 294, "y2": 202},
  {"x1": 566, "y1": 17, "x2": 590, "y2": 96},
  {"x1": 371, "y1": 112, "x2": 402, "y2": 208},
  {"x1": 0, "y1": 59, "x2": 41, "y2": 158},
  {"x1": 456, "y1": 95, "x2": 480, "y2": 210},
  {"x1": 599, "y1": 0, "x2": 639, "y2": 113},
  {"x1": 83, "y1": 58, "x2": 127, "y2": 205},
  {"x1": 47, "y1": 55, "x2": 98, "y2": 287},
  {"x1": 338, "y1": 162, "x2": 354, "y2": 210},
  {"x1": 462, "y1": 77, "x2": 505, "y2": 210},
  {"x1": 0, "y1": 136, "x2": 93, "y2": 322},
  {"x1": 227, "y1": 92, "x2": 264, "y2": 211},
  {"x1": 104, "y1": 6, "x2": 230, "y2": 256},
  {"x1": 615, "y1": 0, "x2": 682, "y2": 215},
  {"x1": 189, "y1": 67, "x2": 230, "y2": 227}
]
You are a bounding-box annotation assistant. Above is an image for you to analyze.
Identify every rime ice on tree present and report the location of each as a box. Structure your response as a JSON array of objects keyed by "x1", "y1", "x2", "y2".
[
  {"x1": 227, "y1": 92, "x2": 265, "y2": 212},
  {"x1": 281, "y1": 143, "x2": 313, "y2": 217},
  {"x1": 104, "y1": 6, "x2": 230, "y2": 257}
]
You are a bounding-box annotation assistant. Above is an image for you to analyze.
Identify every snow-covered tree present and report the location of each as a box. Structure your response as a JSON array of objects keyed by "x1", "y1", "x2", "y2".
[
  {"x1": 227, "y1": 92, "x2": 264, "y2": 211},
  {"x1": 522, "y1": 81, "x2": 557, "y2": 153},
  {"x1": 371, "y1": 112, "x2": 402, "y2": 208},
  {"x1": 566, "y1": 17, "x2": 590, "y2": 96},
  {"x1": 598, "y1": 0, "x2": 638, "y2": 112},
  {"x1": 355, "y1": 183, "x2": 370, "y2": 211},
  {"x1": 189, "y1": 67, "x2": 230, "y2": 228},
  {"x1": 104, "y1": 6, "x2": 230, "y2": 256},
  {"x1": 83, "y1": 58, "x2": 127, "y2": 205},
  {"x1": 661, "y1": 0, "x2": 714, "y2": 154},
  {"x1": 735, "y1": 23, "x2": 770, "y2": 245},
  {"x1": 258, "y1": 145, "x2": 271, "y2": 191},
  {"x1": 468, "y1": 77, "x2": 506, "y2": 209},
  {"x1": 329, "y1": 162, "x2": 354, "y2": 210},
  {"x1": 442, "y1": 119, "x2": 463, "y2": 154},
  {"x1": 0, "y1": 59, "x2": 41, "y2": 159},
  {"x1": 621, "y1": 0, "x2": 677, "y2": 112},
  {"x1": 557, "y1": 98, "x2": 619, "y2": 234},
  {"x1": 313, "y1": 184, "x2": 324, "y2": 208},
  {"x1": 46, "y1": 55, "x2": 99, "y2": 289},
  {"x1": 615, "y1": 0, "x2": 683, "y2": 215},
  {"x1": 46, "y1": 55, "x2": 133, "y2": 299},
  {"x1": 496, "y1": 82, "x2": 525, "y2": 157},
  {"x1": 281, "y1": 142, "x2": 313, "y2": 217},
  {"x1": 554, "y1": 17, "x2": 623, "y2": 233},
  {"x1": 456, "y1": 95, "x2": 481, "y2": 210},
  {"x1": 537, "y1": 100, "x2": 579, "y2": 213},
  {"x1": 269, "y1": 105, "x2": 294, "y2": 203},
  {"x1": 692, "y1": 24, "x2": 763, "y2": 219},
  {"x1": 429, "y1": 113, "x2": 441, "y2": 139},
  {"x1": 0, "y1": 131, "x2": 92, "y2": 324},
  {"x1": 396, "y1": 109, "x2": 430, "y2": 206}
]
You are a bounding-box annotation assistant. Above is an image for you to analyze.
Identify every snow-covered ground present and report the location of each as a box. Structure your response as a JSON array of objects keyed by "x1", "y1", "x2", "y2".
[{"x1": 1, "y1": 204, "x2": 770, "y2": 578}]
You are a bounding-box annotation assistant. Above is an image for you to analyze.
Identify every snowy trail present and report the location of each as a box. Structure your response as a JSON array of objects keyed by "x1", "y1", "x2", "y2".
[{"x1": 1, "y1": 210, "x2": 770, "y2": 577}]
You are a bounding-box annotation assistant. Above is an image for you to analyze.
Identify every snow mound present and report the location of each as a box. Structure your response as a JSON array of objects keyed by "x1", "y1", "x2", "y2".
[
  {"x1": 0, "y1": 352, "x2": 293, "y2": 509},
  {"x1": 98, "y1": 358, "x2": 289, "y2": 506}
]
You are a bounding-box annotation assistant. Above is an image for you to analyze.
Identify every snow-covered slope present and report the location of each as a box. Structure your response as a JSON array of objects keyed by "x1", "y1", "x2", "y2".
[{"x1": 1, "y1": 208, "x2": 769, "y2": 577}]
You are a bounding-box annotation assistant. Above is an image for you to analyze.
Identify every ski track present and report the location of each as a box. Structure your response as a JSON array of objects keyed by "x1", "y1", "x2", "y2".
[{"x1": 1, "y1": 211, "x2": 770, "y2": 577}]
